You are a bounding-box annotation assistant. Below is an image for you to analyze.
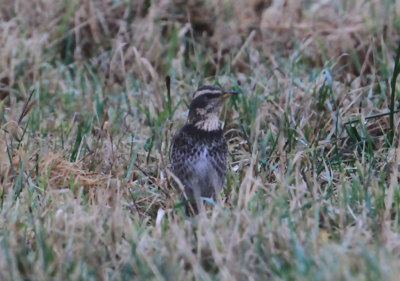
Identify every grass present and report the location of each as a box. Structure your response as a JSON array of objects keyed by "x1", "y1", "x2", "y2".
[{"x1": 1, "y1": 0, "x2": 400, "y2": 280}]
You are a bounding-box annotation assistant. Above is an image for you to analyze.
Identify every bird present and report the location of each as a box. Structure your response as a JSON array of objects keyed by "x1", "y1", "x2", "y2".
[{"x1": 169, "y1": 85, "x2": 238, "y2": 214}]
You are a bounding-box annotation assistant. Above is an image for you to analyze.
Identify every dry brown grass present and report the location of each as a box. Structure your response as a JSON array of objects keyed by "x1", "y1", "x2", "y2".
[{"x1": 1, "y1": 0, "x2": 400, "y2": 280}]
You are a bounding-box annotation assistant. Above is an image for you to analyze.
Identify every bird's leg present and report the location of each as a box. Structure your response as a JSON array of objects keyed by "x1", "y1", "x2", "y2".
[{"x1": 181, "y1": 188, "x2": 199, "y2": 216}]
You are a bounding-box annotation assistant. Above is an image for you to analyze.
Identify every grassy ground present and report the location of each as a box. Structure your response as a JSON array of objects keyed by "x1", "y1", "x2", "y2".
[{"x1": 1, "y1": 0, "x2": 400, "y2": 280}]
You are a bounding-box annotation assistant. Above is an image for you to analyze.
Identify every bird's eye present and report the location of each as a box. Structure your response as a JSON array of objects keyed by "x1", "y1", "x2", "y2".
[{"x1": 204, "y1": 94, "x2": 214, "y2": 99}]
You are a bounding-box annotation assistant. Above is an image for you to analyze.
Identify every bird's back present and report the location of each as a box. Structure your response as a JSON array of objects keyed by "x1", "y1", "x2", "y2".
[{"x1": 170, "y1": 124, "x2": 228, "y2": 199}]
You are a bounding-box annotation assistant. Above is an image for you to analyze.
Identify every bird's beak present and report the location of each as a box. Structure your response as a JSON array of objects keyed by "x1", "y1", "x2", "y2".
[{"x1": 221, "y1": 90, "x2": 239, "y2": 99}]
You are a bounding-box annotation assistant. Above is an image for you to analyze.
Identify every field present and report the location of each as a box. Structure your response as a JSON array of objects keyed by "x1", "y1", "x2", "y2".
[{"x1": 1, "y1": 0, "x2": 400, "y2": 280}]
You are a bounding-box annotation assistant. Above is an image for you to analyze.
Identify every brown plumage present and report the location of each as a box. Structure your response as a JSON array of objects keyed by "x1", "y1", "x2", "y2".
[{"x1": 169, "y1": 85, "x2": 237, "y2": 214}]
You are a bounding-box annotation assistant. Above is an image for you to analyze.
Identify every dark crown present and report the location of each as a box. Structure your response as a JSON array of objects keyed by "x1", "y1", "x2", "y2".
[{"x1": 187, "y1": 85, "x2": 238, "y2": 130}]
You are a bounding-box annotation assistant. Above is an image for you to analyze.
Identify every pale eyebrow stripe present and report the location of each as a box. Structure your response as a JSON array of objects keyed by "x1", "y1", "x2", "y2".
[{"x1": 193, "y1": 89, "x2": 222, "y2": 99}]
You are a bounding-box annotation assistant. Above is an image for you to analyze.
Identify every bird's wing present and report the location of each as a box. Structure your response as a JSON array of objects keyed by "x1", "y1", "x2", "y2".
[
  {"x1": 169, "y1": 129, "x2": 193, "y2": 178},
  {"x1": 208, "y1": 136, "x2": 228, "y2": 188},
  {"x1": 169, "y1": 129, "x2": 199, "y2": 197}
]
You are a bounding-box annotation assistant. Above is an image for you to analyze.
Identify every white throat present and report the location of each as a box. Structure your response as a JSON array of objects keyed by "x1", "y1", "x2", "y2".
[{"x1": 194, "y1": 114, "x2": 220, "y2": 131}]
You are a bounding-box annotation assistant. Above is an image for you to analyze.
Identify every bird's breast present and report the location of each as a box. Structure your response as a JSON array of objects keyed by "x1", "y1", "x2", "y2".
[{"x1": 192, "y1": 147, "x2": 211, "y2": 173}]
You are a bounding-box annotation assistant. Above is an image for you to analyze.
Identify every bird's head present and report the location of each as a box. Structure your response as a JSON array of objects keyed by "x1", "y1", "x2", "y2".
[{"x1": 188, "y1": 85, "x2": 238, "y2": 131}]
